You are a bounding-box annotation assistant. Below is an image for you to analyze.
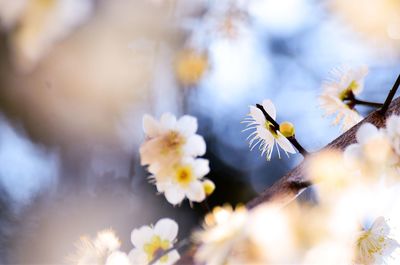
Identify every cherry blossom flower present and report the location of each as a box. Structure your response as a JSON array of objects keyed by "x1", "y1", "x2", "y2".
[
  {"x1": 355, "y1": 217, "x2": 399, "y2": 265},
  {"x1": 152, "y1": 157, "x2": 210, "y2": 205},
  {"x1": 319, "y1": 66, "x2": 368, "y2": 131},
  {"x1": 175, "y1": 49, "x2": 208, "y2": 86},
  {"x1": 194, "y1": 205, "x2": 249, "y2": 265},
  {"x1": 73, "y1": 229, "x2": 122, "y2": 265},
  {"x1": 243, "y1": 99, "x2": 296, "y2": 160},
  {"x1": 344, "y1": 123, "x2": 395, "y2": 178},
  {"x1": 129, "y1": 218, "x2": 180, "y2": 265},
  {"x1": 140, "y1": 113, "x2": 206, "y2": 179}
]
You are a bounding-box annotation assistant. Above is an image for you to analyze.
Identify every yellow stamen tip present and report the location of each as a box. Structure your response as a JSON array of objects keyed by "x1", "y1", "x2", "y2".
[{"x1": 203, "y1": 179, "x2": 215, "y2": 196}]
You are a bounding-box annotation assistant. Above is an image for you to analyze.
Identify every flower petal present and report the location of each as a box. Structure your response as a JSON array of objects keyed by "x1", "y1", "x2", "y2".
[
  {"x1": 184, "y1": 135, "x2": 206, "y2": 156},
  {"x1": 131, "y1": 226, "x2": 153, "y2": 248},
  {"x1": 164, "y1": 185, "x2": 185, "y2": 205},
  {"x1": 106, "y1": 251, "x2": 131, "y2": 265},
  {"x1": 160, "y1": 113, "x2": 177, "y2": 131},
  {"x1": 186, "y1": 181, "x2": 206, "y2": 202},
  {"x1": 193, "y1": 158, "x2": 210, "y2": 178},
  {"x1": 276, "y1": 134, "x2": 296, "y2": 154},
  {"x1": 356, "y1": 123, "x2": 378, "y2": 144},
  {"x1": 128, "y1": 248, "x2": 148, "y2": 264},
  {"x1": 177, "y1": 115, "x2": 198, "y2": 137},
  {"x1": 249, "y1": 105, "x2": 265, "y2": 124},
  {"x1": 154, "y1": 218, "x2": 179, "y2": 242},
  {"x1": 261, "y1": 99, "x2": 276, "y2": 120},
  {"x1": 143, "y1": 114, "x2": 160, "y2": 138}
]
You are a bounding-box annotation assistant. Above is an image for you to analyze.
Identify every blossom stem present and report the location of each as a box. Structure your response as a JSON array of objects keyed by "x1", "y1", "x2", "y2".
[
  {"x1": 379, "y1": 74, "x2": 400, "y2": 115},
  {"x1": 352, "y1": 98, "x2": 383, "y2": 108},
  {"x1": 149, "y1": 238, "x2": 190, "y2": 265},
  {"x1": 256, "y1": 104, "x2": 309, "y2": 157}
]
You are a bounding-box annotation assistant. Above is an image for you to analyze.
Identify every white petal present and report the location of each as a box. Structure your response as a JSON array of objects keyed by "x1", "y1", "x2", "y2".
[
  {"x1": 165, "y1": 250, "x2": 180, "y2": 265},
  {"x1": 106, "y1": 251, "x2": 131, "y2": 265},
  {"x1": 276, "y1": 134, "x2": 296, "y2": 154},
  {"x1": 143, "y1": 114, "x2": 160, "y2": 138},
  {"x1": 131, "y1": 226, "x2": 153, "y2": 248},
  {"x1": 183, "y1": 135, "x2": 206, "y2": 156},
  {"x1": 356, "y1": 123, "x2": 378, "y2": 144},
  {"x1": 128, "y1": 248, "x2": 148, "y2": 265},
  {"x1": 177, "y1": 115, "x2": 198, "y2": 137},
  {"x1": 261, "y1": 99, "x2": 276, "y2": 120},
  {"x1": 193, "y1": 158, "x2": 210, "y2": 178},
  {"x1": 154, "y1": 218, "x2": 179, "y2": 242},
  {"x1": 160, "y1": 113, "x2": 177, "y2": 130},
  {"x1": 371, "y1": 216, "x2": 390, "y2": 236},
  {"x1": 186, "y1": 181, "x2": 206, "y2": 202},
  {"x1": 165, "y1": 186, "x2": 185, "y2": 205},
  {"x1": 249, "y1": 105, "x2": 265, "y2": 124}
]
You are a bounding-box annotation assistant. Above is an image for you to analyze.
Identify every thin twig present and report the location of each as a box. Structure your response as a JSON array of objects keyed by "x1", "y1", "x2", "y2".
[
  {"x1": 352, "y1": 98, "x2": 383, "y2": 108},
  {"x1": 255, "y1": 104, "x2": 309, "y2": 157},
  {"x1": 380, "y1": 74, "x2": 400, "y2": 115}
]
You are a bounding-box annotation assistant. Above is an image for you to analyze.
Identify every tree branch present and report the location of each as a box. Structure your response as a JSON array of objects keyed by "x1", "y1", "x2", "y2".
[{"x1": 178, "y1": 97, "x2": 400, "y2": 265}]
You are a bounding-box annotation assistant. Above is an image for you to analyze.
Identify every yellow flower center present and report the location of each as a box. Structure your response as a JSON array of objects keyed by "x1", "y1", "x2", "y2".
[
  {"x1": 175, "y1": 165, "x2": 193, "y2": 187},
  {"x1": 264, "y1": 121, "x2": 278, "y2": 139},
  {"x1": 143, "y1": 235, "x2": 170, "y2": 263},
  {"x1": 161, "y1": 131, "x2": 185, "y2": 155},
  {"x1": 357, "y1": 230, "x2": 385, "y2": 258},
  {"x1": 339, "y1": 80, "x2": 359, "y2": 101}
]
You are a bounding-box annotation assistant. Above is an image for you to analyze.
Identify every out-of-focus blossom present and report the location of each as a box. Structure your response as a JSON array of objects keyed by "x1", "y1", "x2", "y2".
[
  {"x1": 152, "y1": 157, "x2": 210, "y2": 205},
  {"x1": 73, "y1": 230, "x2": 121, "y2": 265},
  {"x1": 129, "y1": 218, "x2": 180, "y2": 265},
  {"x1": 330, "y1": 0, "x2": 400, "y2": 52},
  {"x1": 193, "y1": 205, "x2": 249, "y2": 265},
  {"x1": 175, "y1": 49, "x2": 208, "y2": 87},
  {"x1": 0, "y1": 0, "x2": 26, "y2": 29},
  {"x1": 243, "y1": 99, "x2": 296, "y2": 160},
  {"x1": 140, "y1": 113, "x2": 206, "y2": 179},
  {"x1": 105, "y1": 251, "x2": 131, "y2": 265},
  {"x1": 319, "y1": 66, "x2": 368, "y2": 131},
  {"x1": 5, "y1": 0, "x2": 93, "y2": 71},
  {"x1": 355, "y1": 216, "x2": 399, "y2": 265},
  {"x1": 344, "y1": 123, "x2": 394, "y2": 178},
  {"x1": 385, "y1": 115, "x2": 400, "y2": 168}
]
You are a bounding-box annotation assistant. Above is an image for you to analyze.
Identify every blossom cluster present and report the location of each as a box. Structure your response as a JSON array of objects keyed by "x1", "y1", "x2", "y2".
[
  {"x1": 193, "y1": 114, "x2": 400, "y2": 265},
  {"x1": 73, "y1": 218, "x2": 179, "y2": 265},
  {"x1": 140, "y1": 113, "x2": 214, "y2": 206}
]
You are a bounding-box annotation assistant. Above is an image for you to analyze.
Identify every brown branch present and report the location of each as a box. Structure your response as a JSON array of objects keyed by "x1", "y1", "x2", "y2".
[
  {"x1": 178, "y1": 96, "x2": 400, "y2": 264},
  {"x1": 247, "y1": 96, "x2": 400, "y2": 209}
]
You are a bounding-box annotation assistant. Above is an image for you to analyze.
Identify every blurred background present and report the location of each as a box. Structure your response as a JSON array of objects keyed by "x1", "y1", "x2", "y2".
[{"x1": 0, "y1": 0, "x2": 399, "y2": 263}]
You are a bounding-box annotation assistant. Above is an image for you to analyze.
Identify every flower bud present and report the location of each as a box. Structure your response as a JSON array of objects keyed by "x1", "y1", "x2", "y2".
[
  {"x1": 203, "y1": 179, "x2": 215, "y2": 196},
  {"x1": 279, "y1": 121, "x2": 295, "y2": 137}
]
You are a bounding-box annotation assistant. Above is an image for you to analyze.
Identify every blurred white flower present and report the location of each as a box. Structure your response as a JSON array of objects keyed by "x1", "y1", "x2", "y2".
[
  {"x1": 74, "y1": 230, "x2": 121, "y2": 265},
  {"x1": 385, "y1": 115, "x2": 400, "y2": 161},
  {"x1": 152, "y1": 157, "x2": 210, "y2": 205},
  {"x1": 355, "y1": 216, "x2": 399, "y2": 265},
  {"x1": 8, "y1": 0, "x2": 93, "y2": 71},
  {"x1": 105, "y1": 251, "x2": 131, "y2": 265},
  {"x1": 129, "y1": 218, "x2": 180, "y2": 265},
  {"x1": 243, "y1": 99, "x2": 296, "y2": 160},
  {"x1": 0, "y1": 0, "x2": 27, "y2": 29},
  {"x1": 194, "y1": 205, "x2": 249, "y2": 265},
  {"x1": 344, "y1": 123, "x2": 394, "y2": 178},
  {"x1": 140, "y1": 113, "x2": 206, "y2": 179},
  {"x1": 319, "y1": 66, "x2": 368, "y2": 131}
]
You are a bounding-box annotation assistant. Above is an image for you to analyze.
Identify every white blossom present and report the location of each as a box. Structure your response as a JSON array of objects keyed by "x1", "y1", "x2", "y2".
[
  {"x1": 140, "y1": 113, "x2": 206, "y2": 179},
  {"x1": 152, "y1": 157, "x2": 210, "y2": 205},
  {"x1": 129, "y1": 218, "x2": 180, "y2": 265},
  {"x1": 319, "y1": 66, "x2": 368, "y2": 131},
  {"x1": 243, "y1": 99, "x2": 296, "y2": 160},
  {"x1": 355, "y1": 217, "x2": 399, "y2": 265}
]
